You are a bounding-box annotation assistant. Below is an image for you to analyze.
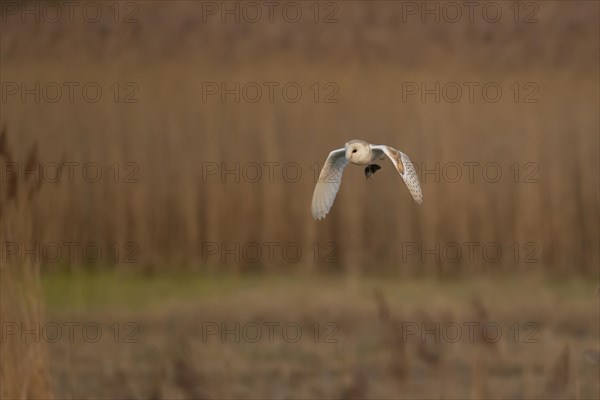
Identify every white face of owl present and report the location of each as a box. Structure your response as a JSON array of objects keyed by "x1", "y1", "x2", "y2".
[{"x1": 345, "y1": 141, "x2": 370, "y2": 163}]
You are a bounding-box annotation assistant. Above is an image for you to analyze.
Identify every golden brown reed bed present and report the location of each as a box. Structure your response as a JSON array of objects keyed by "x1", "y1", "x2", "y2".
[
  {"x1": 2, "y1": 50, "x2": 598, "y2": 275},
  {"x1": 0, "y1": 2, "x2": 598, "y2": 399}
]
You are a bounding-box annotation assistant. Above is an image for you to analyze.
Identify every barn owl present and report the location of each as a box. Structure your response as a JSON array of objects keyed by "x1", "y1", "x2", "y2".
[{"x1": 311, "y1": 140, "x2": 423, "y2": 220}]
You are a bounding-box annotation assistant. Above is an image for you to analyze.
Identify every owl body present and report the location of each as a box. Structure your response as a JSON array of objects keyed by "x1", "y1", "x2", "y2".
[{"x1": 311, "y1": 139, "x2": 423, "y2": 220}]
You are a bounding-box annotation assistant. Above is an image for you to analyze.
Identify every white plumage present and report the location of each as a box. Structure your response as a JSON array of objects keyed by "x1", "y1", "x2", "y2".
[{"x1": 311, "y1": 140, "x2": 423, "y2": 220}]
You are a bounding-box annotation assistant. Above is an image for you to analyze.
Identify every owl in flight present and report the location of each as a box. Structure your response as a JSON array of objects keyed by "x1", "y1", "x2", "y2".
[{"x1": 311, "y1": 140, "x2": 423, "y2": 220}]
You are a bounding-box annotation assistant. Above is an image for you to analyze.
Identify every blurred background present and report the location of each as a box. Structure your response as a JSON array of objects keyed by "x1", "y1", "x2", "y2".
[{"x1": 1, "y1": 1, "x2": 598, "y2": 399}]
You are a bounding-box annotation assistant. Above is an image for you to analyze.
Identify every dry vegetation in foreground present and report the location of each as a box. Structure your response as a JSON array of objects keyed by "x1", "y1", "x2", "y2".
[
  {"x1": 41, "y1": 272, "x2": 599, "y2": 399},
  {"x1": 0, "y1": 134, "x2": 53, "y2": 399}
]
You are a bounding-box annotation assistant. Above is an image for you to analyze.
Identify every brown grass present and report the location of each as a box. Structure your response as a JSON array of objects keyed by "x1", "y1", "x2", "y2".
[
  {"x1": 546, "y1": 344, "x2": 570, "y2": 397},
  {"x1": 0, "y1": 134, "x2": 53, "y2": 399},
  {"x1": 37, "y1": 273, "x2": 599, "y2": 399}
]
